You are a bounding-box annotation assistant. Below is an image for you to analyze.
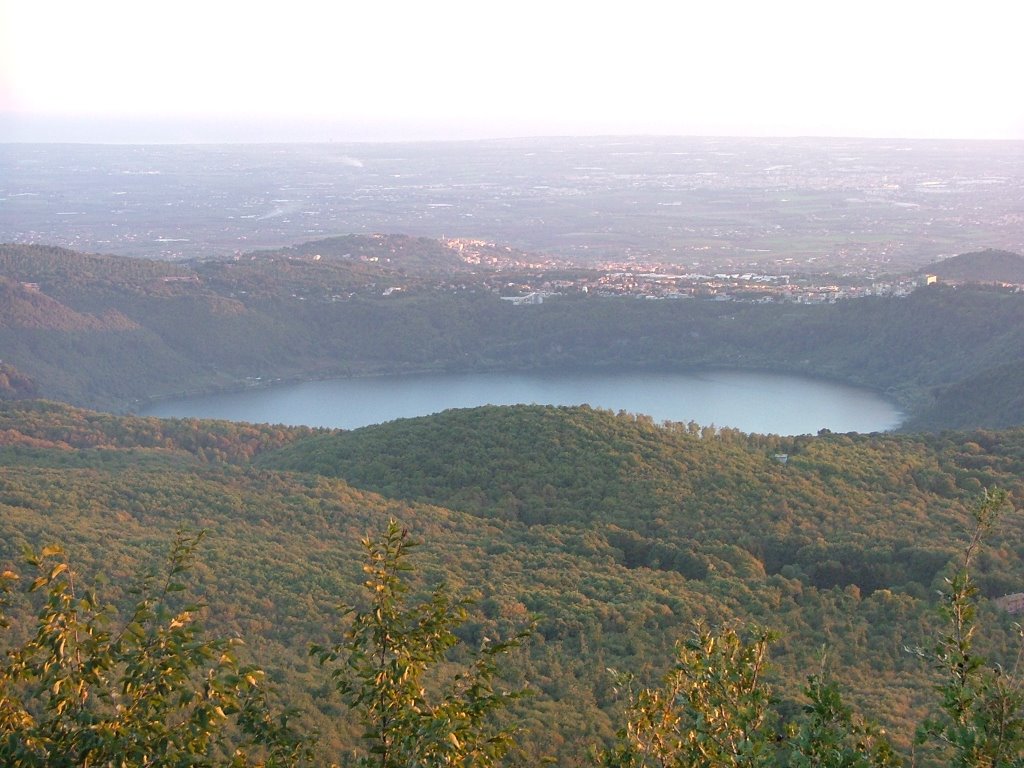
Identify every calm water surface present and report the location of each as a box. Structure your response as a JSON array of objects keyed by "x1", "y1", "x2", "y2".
[{"x1": 140, "y1": 370, "x2": 903, "y2": 435}]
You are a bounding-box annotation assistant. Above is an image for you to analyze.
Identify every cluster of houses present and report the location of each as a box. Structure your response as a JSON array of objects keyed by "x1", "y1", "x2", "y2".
[{"x1": 495, "y1": 270, "x2": 939, "y2": 305}]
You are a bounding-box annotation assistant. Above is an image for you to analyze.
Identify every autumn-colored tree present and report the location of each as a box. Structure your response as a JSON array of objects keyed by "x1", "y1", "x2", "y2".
[
  {"x1": 599, "y1": 623, "x2": 778, "y2": 768},
  {"x1": 0, "y1": 531, "x2": 310, "y2": 767},
  {"x1": 912, "y1": 489, "x2": 1024, "y2": 767},
  {"x1": 312, "y1": 519, "x2": 530, "y2": 767}
]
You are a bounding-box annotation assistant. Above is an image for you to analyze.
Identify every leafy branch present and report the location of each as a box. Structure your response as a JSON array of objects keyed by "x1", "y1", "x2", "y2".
[{"x1": 312, "y1": 519, "x2": 531, "y2": 768}]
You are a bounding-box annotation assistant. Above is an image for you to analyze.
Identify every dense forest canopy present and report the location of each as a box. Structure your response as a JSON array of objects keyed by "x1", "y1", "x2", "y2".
[{"x1": 0, "y1": 401, "x2": 1022, "y2": 764}]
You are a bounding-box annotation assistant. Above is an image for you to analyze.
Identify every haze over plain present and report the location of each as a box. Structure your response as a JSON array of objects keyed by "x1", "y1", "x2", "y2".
[{"x1": 2, "y1": 0, "x2": 1023, "y2": 143}]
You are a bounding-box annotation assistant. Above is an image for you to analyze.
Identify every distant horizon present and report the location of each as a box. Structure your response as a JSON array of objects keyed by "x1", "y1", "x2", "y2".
[{"x1": 3, "y1": 116, "x2": 1024, "y2": 147}]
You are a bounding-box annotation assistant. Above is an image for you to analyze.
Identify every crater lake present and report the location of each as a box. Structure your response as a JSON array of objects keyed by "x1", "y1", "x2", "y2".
[{"x1": 139, "y1": 370, "x2": 903, "y2": 435}]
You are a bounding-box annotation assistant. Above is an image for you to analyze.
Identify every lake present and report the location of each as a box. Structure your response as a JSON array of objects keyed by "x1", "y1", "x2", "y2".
[{"x1": 139, "y1": 370, "x2": 903, "y2": 435}]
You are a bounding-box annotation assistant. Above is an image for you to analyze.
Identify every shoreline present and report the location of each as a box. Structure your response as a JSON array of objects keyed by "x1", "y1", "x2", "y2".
[{"x1": 134, "y1": 364, "x2": 906, "y2": 436}]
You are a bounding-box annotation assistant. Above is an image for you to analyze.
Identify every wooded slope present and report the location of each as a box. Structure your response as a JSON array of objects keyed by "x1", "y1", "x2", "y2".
[{"x1": 1, "y1": 401, "x2": 1022, "y2": 762}]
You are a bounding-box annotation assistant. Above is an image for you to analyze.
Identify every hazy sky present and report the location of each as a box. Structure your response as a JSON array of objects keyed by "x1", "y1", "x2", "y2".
[{"x1": 1, "y1": 0, "x2": 1022, "y2": 143}]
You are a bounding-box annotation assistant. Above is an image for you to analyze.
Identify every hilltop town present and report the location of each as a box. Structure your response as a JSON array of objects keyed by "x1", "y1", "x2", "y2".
[
  {"x1": 378, "y1": 237, "x2": 1015, "y2": 305},
  {"x1": 219, "y1": 235, "x2": 1022, "y2": 307}
]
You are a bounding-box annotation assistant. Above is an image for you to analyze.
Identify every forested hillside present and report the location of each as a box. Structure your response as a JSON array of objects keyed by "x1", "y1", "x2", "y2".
[
  {"x1": 2, "y1": 242, "x2": 1024, "y2": 429},
  {"x1": 1, "y1": 401, "x2": 1022, "y2": 764},
  {"x1": 921, "y1": 248, "x2": 1024, "y2": 283}
]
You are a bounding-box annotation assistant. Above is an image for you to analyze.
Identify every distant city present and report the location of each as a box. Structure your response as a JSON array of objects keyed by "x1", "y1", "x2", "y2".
[
  {"x1": 445, "y1": 237, "x2": 940, "y2": 304},
  {"x1": 2, "y1": 137, "x2": 1022, "y2": 277}
]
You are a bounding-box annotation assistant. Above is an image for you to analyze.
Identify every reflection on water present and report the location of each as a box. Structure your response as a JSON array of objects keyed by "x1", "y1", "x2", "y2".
[{"x1": 140, "y1": 370, "x2": 903, "y2": 436}]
